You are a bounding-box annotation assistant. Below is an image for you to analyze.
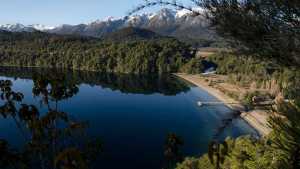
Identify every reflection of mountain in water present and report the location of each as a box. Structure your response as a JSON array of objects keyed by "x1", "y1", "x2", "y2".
[{"x1": 0, "y1": 67, "x2": 190, "y2": 96}]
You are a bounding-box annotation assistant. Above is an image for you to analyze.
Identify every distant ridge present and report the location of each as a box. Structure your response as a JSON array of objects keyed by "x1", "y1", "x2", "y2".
[{"x1": 0, "y1": 8, "x2": 218, "y2": 46}]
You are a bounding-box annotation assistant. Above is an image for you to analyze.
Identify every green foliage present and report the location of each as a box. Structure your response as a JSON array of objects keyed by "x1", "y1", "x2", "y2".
[
  {"x1": 242, "y1": 91, "x2": 262, "y2": 110},
  {"x1": 269, "y1": 102, "x2": 300, "y2": 169},
  {"x1": 176, "y1": 156, "x2": 214, "y2": 169},
  {"x1": 103, "y1": 27, "x2": 160, "y2": 42},
  {"x1": 180, "y1": 58, "x2": 205, "y2": 74},
  {"x1": 176, "y1": 136, "x2": 285, "y2": 169},
  {"x1": 208, "y1": 52, "x2": 277, "y2": 83},
  {"x1": 208, "y1": 53, "x2": 300, "y2": 98},
  {"x1": 203, "y1": 0, "x2": 300, "y2": 66},
  {"x1": 207, "y1": 141, "x2": 229, "y2": 169},
  {"x1": 0, "y1": 31, "x2": 196, "y2": 74}
]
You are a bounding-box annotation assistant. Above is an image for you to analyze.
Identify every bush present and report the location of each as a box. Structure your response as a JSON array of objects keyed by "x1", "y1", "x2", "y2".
[
  {"x1": 180, "y1": 58, "x2": 205, "y2": 74},
  {"x1": 176, "y1": 136, "x2": 283, "y2": 169}
]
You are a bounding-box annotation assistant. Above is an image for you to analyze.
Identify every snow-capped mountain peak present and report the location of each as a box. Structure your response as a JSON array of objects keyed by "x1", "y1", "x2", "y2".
[
  {"x1": 0, "y1": 23, "x2": 55, "y2": 32},
  {"x1": 155, "y1": 8, "x2": 176, "y2": 20},
  {"x1": 0, "y1": 23, "x2": 25, "y2": 30},
  {"x1": 29, "y1": 24, "x2": 55, "y2": 31},
  {"x1": 0, "y1": 8, "x2": 203, "y2": 33},
  {"x1": 0, "y1": 8, "x2": 213, "y2": 41},
  {"x1": 176, "y1": 9, "x2": 191, "y2": 18},
  {"x1": 103, "y1": 16, "x2": 122, "y2": 22}
]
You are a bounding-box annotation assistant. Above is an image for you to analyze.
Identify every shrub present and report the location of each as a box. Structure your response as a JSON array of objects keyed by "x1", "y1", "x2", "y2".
[{"x1": 180, "y1": 58, "x2": 205, "y2": 74}]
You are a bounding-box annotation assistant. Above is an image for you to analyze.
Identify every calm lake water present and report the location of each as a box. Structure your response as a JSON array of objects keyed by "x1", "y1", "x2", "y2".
[{"x1": 0, "y1": 68, "x2": 257, "y2": 169}]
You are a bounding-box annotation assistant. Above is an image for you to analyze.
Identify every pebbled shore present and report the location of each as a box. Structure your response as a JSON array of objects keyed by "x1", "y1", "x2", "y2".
[{"x1": 175, "y1": 73, "x2": 271, "y2": 136}]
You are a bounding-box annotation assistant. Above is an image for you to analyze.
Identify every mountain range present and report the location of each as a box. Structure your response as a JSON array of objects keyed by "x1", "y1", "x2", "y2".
[
  {"x1": 0, "y1": 23, "x2": 54, "y2": 32},
  {"x1": 0, "y1": 8, "x2": 217, "y2": 44}
]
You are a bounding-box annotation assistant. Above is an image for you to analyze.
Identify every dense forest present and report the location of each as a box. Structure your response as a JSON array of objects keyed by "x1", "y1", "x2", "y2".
[
  {"x1": 0, "y1": 29, "x2": 202, "y2": 74},
  {"x1": 207, "y1": 53, "x2": 300, "y2": 105}
]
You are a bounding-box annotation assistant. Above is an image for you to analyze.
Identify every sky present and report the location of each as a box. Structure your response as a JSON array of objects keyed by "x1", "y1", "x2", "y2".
[{"x1": 0, "y1": 0, "x2": 193, "y2": 26}]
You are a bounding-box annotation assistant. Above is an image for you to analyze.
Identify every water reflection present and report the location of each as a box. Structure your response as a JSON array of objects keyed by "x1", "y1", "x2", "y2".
[
  {"x1": 0, "y1": 74, "x2": 101, "y2": 169},
  {"x1": 0, "y1": 67, "x2": 190, "y2": 96},
  {"x1": 0, "y1": 67, "x2": 256, "y2": 169},
  {"x1": 0, "y1": 69, "x2": 190, "y2": 169}
]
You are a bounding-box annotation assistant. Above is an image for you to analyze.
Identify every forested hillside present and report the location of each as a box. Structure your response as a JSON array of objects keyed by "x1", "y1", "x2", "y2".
[{"x1": 0, "y1": 29, "x2": 202, "y2": 74}]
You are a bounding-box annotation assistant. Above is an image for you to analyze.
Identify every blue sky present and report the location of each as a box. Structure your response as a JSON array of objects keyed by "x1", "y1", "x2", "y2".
[{"x1": 0, "y1": 0, "x2": 193, "y2": 26}]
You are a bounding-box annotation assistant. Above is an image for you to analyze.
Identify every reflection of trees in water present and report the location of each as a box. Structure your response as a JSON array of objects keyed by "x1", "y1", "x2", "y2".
[
  {"x1": 76, "y1": 72, "x2": 190, "y2": 95},
  {"x1": 0, "y1": 67, "x2": 190, "y2": 96},
  {"x1": 0, "y1": 68, "x2": 191, "y2": 169},
  {"x1": 0, "y1": 74, "x2": 101, "y2": 169}
]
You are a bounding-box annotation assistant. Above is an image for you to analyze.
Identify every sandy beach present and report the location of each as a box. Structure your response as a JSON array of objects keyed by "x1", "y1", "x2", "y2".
[{"x1": 175, "y1": 73, "x2": 271, "y2": 136}]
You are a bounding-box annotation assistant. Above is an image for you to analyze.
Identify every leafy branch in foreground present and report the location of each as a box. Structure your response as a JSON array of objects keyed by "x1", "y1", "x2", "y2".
[
  {"x1": 130, "y1": 0, "x2": 300, "y2": 66},
  {"x1": 127, "y1": 0, "x2": 204, "y2": 18},
  {"x1": 208, "y1": 141, "x2": 228, "y2": 169},
  {"x1": 269, "y1": 100, "x2": 300, "y2": 169},
  {"x1": 0, "y1": 75, "x2": 102, "y2": 169},
  {"x1": 163, "y1": 133, "x2": 184, "y2": 169}
]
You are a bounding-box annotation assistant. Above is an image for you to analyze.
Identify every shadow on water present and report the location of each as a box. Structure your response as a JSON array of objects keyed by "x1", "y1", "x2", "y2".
[
  {"x1": 0, "y1": 68, "x2": 190, "y2": 169},
  {"x1": 0, "y1": 67, "x2": 190, "y2": 96}
]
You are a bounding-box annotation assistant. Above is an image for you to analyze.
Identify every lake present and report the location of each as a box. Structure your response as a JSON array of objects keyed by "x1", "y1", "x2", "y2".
[{"x1": 0, "y1": 67, "x2": 257, "y2": 169}]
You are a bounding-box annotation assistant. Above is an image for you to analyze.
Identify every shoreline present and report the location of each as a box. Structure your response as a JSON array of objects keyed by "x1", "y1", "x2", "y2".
[{"x1": 174, "y1": 73, "x2": 271, "y2": 136}]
